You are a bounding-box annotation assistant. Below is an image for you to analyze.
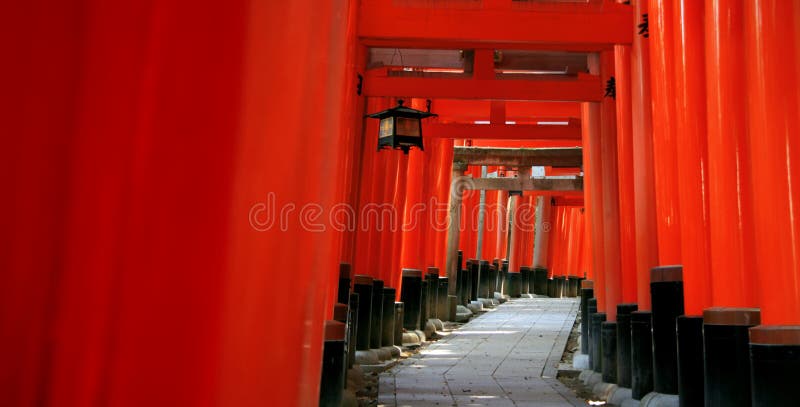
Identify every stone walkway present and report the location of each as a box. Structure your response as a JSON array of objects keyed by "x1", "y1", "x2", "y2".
[{"x1": 378, "y1": 297, "x2": 586, "y2": 407}]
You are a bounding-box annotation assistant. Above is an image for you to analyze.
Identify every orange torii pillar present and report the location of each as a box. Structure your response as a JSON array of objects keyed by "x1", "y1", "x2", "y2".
[
  {"x1": 630, "y1": 0, "x2": 659, "y2": 399},
  {"x1": 704, "y1": 3, "x2": 765, "y2": 403},
  {"x1": 614, "y1": 40, "x2": 641, "y2": 390},
  {"x1": 598, "y1": 50, "x2": 623, "y2": 385},
  {"x1": 631, "y1": 0, "x2": 659, "y2": 312},
  {"x1": 431, "y1": 139, "x2": 454, "y2": 274},
  {"x1": 532, "y1": 195, "x2": 552, "y2": 296},
  {"x1": 581, "y1": 99, "x2": 605, "y2": 309},
  {"x1": 672, "y1": 1, "x2": 714, "y2": 405},
  {"x1": 648, "y1": 0, "x2": 683, "y2": 396},
  {"x1": 744, "y1": 2, "x2": 800, "y2": 406}
]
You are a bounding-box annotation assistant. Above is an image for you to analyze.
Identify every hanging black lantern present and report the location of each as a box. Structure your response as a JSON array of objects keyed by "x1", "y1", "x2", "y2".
[{"x1": 366, "y1": 99, "x2": 437, "y2": 154}]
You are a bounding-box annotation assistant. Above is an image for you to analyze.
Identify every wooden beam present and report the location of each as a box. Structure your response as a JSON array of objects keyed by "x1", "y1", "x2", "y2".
[
  {"x1": 358, "y1": 1, "x2": 633, "y2": 49},
  {"x1": 458, "y1": 176, "x2": 583, "y2": 193},
  {"x1": 363, "y1": 74, "x2": 603, "y2": 101},
  {"x1": 453, "y1": 146, "x2": 583, "y2": 167},
  {"x1": 426, "y1": 123, "x2": 581, "y2": 140}
]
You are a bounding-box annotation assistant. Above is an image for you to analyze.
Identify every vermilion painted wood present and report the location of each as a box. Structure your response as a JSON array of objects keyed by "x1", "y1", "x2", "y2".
[
  {"x1": 673, "y1": 0, "x2": 712, "y2": 316},
  {"x1": 744, "y1": 0, "x2": 800, "y2": 324},
  {"x1": 649, "y1": 0, "x2": 683, "y2": 265},
  {"x1": 358, "y1": 0, "x2": 633, "y2": 48},
  {"x1": 615, "y1": 45, "x2": 639, "y2": 304},
  {"x1": 425, "y1": 123, "x2": 582, "y2": 140},
  {"x1": 388, "y1": 151, "x2": 409, "y2": 290},
  {"x1": 704, "y1": 0, "x2": 756, "y2": 308},
  {"x1": 631, "y1": 0, "x2": 658, "y2": 310},
  {"x1": 1, "y1": 1, "x2": 356, "y2": 405},
  {"x1": 600, "y1": 50, "x2": 622, "y2": 321},
  {"x1": 508, "y1": 195, "x2": 523, "y2": 273},
  {"x1": 496, "y1": 188, "x2": 509, "y2": 261},
  {"x1": 582, "y1": 101, "x2": 606, "y2": 310},
  {"x1": 432, "y1": 100, "x2": 581, "y2": 123}
]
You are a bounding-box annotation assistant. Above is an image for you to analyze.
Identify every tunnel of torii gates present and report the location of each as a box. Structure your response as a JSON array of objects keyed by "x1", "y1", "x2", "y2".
[{"x1": 3, "y1": 0, "x2": 800, "y2": 407}]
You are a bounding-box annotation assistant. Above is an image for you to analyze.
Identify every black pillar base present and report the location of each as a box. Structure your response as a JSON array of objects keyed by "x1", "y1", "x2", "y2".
[
  {"x1": 353, "y1": 275, "x2": 373, "y2": 351},
  {"x1": 547, "y1": 278, "x2": 556, "y2": 298},
  {"x1": 601, "y1": 321, "x2": 618, "y2": 383},
  {"x1": 381, "y1": 288, "x2": 396, "y2": 348},
  {"x1": 703, "y1": 308, "x2": 761, "y2": 407},
  {"x1": 749, "y1": 325, "x2": 800, "y2": 407},
  {"x1": 437, "y1": 276, "x2": 448, "y2": 320},
  {"x1": 489, "y1": 263, "x2": 498, "y2": 295},
  {"x1": 676, "y1": 315, "x2": 703, "y2": 407},
  {"x1": 369, "y1": 279, "x2": 384, "y2": 349},
  {"x1": 347, "y1": 293, "x2": 359, "y2": 369},
  {"x1": 506, "y1": 272, "x2": 521, "y2": 298},
  {"x1": 400, "y1": 269, "x2": 422, "y2": 331},
  {"x1": 533, "y1": 267, "x2": 548, "y2": 296},
  {"x1": 520, "y1": 266, "x2": 530, "y2": 295},
  {"x1": 393, "y1": 302, "x2": 403, "y2": 346},
  {"x1": 580, "y1": 285, "x2": 595, "y2": 355},
  {"x1": 556, "y1": 276, "x2": 566, "y2": 298},
  {"x1": 419, "y1": 280, "x2": 429, "y2": 327},
  {"x1": 319, "y1": 321, "x2": 346, "y2": 407},
  {"x1": 425, "y1": 270, "x2": 439, "y2": 320},
  {"x1": 500, "y1": 260, "x2": 509, "y2": 295},
  {"x1": 478, "y1": 260, "x2": 491, "y2": 298},
  {"x1": 469, "y1": 260, "x2": 479, "y2": 301},
  {"x1": 650, "y1": 265, "x2": 684, "y2": 394},
  {"x1": 587, "y1": 298, "x2": 598, "y2": 367},
  {"x1": 631, "y1": 311, "x2": 654, "y2": 400},
  {"x1": 591, "y1": 312, "x2": 607, "y2": 373},
  {"x1": 567, "y1": 276, "x2": 580, "y2": 297},
  {"x1": 338, "y1": 263, "x2": 351, "y2": 305},
  {"x1": 616, "y1": 303, "x2": 638, "y2": 387}
]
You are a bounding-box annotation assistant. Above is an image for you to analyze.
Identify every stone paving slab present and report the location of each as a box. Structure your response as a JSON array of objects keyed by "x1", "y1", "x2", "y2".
[{"x1": 379, "y1": 297, "x2": 587, "y2": 406}]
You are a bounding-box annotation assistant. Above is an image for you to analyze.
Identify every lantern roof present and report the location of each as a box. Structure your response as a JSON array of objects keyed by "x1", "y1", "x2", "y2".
[{"x1": 365, "y1": 100, "x2": 438, "y2": 120}]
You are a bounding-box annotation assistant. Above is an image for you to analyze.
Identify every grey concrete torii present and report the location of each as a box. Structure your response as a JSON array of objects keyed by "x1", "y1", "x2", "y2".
[{"x1": 445, "y1": 146, "x2": 584, "y2": 295}]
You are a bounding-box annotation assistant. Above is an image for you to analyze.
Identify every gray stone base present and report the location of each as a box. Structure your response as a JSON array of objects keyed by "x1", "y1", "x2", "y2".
[
  {"x1": 580, "y1": 370, "x2": 602, "y2": 387},
  {"x1": 573, "y1": 353, "x2": 590, "y2": 370},
  {"x1": 382, "y1": 345, "x2": 402, "y2": 358},
  {"x1": 640, "y1": 392, "x2": 679, "y2": 407},
  {"x1": 467, "y1": 300, "x2": 484, "y2": 313},
  {"x1": 373, "y1": 347, "x2": 391, "y2": 361},
  {"x1": 478, "y1": 298, "x2": 495, "y2": 308},
  {"x1": 429, "y1": 318, "x2": 444, "y2": 331},
  {"x1": 608, "y1": 387, "x2": 633, "y2": 406},
  {"x1": 592, "y1": 382, "x2": 617, "y2": 401},
  {"x1": 355, "y1": 349, "x2": 379, "y2": 365},
  {"x1": 493, "y1": 292, "x2": 509, "y2": 303},
  {"x1": 455, "y1": 305, "x2": 473, "y2": 322},
  {"x1": 401, "y1": 332, "x2": 420, "y2": 347}
]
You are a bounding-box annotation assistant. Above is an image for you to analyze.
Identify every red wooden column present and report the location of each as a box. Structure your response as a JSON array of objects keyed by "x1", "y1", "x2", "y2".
[
  {"x1": 1, "y1": 1, "x2": 357, "y2": 405},
  {"x1": 705, "y1": 0, "x2": 756, "y2": 308},
  {"x1": 482, "y1": 170, "x2": 500, "y2": 263},
  {"x1": 523, "y1": 194, "x2": 536, "y2": 267},
  {"x1": 533, "y1": 195, "x2": 552, "y2": 269},
  {"x1": 582, "y1": 100, "x2": 606, "y2": 310},
  {"x1": 600, "y1": 50, "x2": 622, "y2": 321},
  {"x1": 387, "y1": 151, "x2": 409, "y2": 289},
  {"x1": 431, "y1": 138, "x2": 455, "y2": 273},
  {"x1": 631, "y1": 0, "x2": 659, "y2": 310},
  {"x1": 354, "y1": 98, "x2": 390, "y2": 280},
  {"x1": 615, "y1": 43, "x2": 639, "y2": 305},
  {"x1": 649, "y1": 0, "x2": 683, "y2": 266},
  {"x1": 508, "y1": 194, "x2": 523, "y2": 273},
  {"x1": 673, "y1": 0, "x2": 712, "y2": 315},
  {"x1": 496, "y1": 188, "x2": 509, "y2": 261},
  {"x1": 744, "y1": 0, "x2": 800, "y2": 325},
  {"x1": 400, "y1": 148, "x2": 426, "y2": 272}
]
